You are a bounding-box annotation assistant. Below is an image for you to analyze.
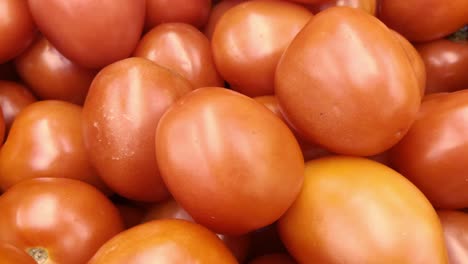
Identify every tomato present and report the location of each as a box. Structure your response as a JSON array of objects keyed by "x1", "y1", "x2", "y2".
[
  {"x1": 275, "y1": 7, "x2": 420, "y2": 156},
  {"x1": 82, "y1": 57, "x2": 193, "y2": 202},
  {"x1": 0, "y1": 0, "x2": 36, "y2": 63},
  {"x1": 0, "y1": 100, "x2": 110, "y2": 193},
  {"x1": 88, "y1": 219, "x2": 238, "y2": 264},
  {"x1": 28, "y1": 0, "x2": 145, "y2": 69},
  {"x1": 212, "y1": 0, "x2": 313, "y2": 96},
  {"x1": 145, "y1": 0, "x2": 212, "y2": 30},
  {"x1": 0, "y1": 178, "x2": 124, "y2": 264},
  {"x1": 309, "y1": 0, "x2": 376, "y2": 15},
  {"x1": 437, "y1": 210, "x2": 468, "y2": 264},
  {"x1": 378, "y1": 0, "x2": 468, "y2": 42},
  {"x1": 155, "y1": 87, "x2": 304, "y2": 235},
  {"x1": 0, "y1": 242, "x2": 36, "y2": 264},
  {"x1": 0, "y1": 81, "x2": 36, "y2": 133},
  {"x1": 0, "y1": 104, "x2": 4, "y2": 144},
  {"x1": 248, "y1": 254, "x2": 297, "y2": 264},
  {"x1": 204, "y1": 0, "x2": 246, "y2": 39},
  {"x1": 390, "y1": 90, "x2": 468, "y2": 209},
  {"x1": 14, "y1": 35, "x2": 97, "y2": 105},
  {"x1": 134, "y1": 23, "x2": 224, "y2": 89},
  {"x1": 278, "y1": 156, "x2": 448, "y2": 263}
]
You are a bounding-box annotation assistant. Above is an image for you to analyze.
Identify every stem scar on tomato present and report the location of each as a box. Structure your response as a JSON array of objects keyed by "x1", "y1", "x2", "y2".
[
  {"x1": 447, "y1": 25, "x2": 468, "y2": 42},
  {"x1": 27, "y1": 247, "x2": 48, "y2": 264}
]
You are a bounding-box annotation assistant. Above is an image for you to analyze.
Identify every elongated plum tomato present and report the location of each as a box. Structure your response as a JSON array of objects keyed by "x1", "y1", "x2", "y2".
[
  {"x1": 0, "y1": 242, "x2": 36, "y2": 264},
  {"x1": 0, "y1": 81, "x2": 36, "y2": 133},
  {"x1": 212, "y1": 0, "x2": 313, "y2": 96},
  {"x1": 145, "y1": 0, "x2": 212, "y2": 30},
  {"x1": 0, "y1": 100, "x2": 110, "y2": 194},
  {"x1": 82, "y1": 57, "x2": 193, "y2": 202},
  {"x1": 88, "y1": 219, "x2": 238, "y2": 264},
  {"x1": 309, "y1": 0, "x2": 376, "y2": 15},
  {"x1": 390, "y1": 90, "x2": 468, "y2": 209},
  {"x1": 279, "y1": 156, "x2": 448, "y2": 263},
  {"x1": 275, "y1": 7, "x2": 420, "y2": 156},
  {"x1": 437, "y1": 210, "x2": 468, "y2": 264},
  {"x1": 0, "y1": 178, "x2": 124, "y2": 264},
  {"x1": 155, "y1": 87, "x2": 304, "y2": 235},
  {"x1": 27, "y1": 0, "x2": 145, "y2": 69}
]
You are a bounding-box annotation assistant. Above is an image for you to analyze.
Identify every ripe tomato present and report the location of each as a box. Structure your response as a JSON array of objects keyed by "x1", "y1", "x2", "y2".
[
  {"x1": 275, "y1": 7, "x2": 420, "y2": 156},
  {"x1": 88, "y1": 219, "x2": 238, "y2": 264},
  {"x1": 15, "y1": 36, "x2": 97, "y2": 105},
  {"x1": 155, "y1": 87, "x2": 304, "y2": 235},
  {"x1": 0, "y1": 81, "x2": 36, "y2": 133},
  {"x1": 134, "y1": 23, "x2": 224, "y2": 89},
  {"x1": 378, "y1": 0, "x2": 468, "y2": 42},
  {"x1": 248, "y1": 254, "x2": 297, "y2": 264},
  {"x1": 437, "y1": 210, "x2": 468, "y2": 264},
  {"x1": 212, "y1": 0, "x2": 313, "y2": 96},
  {"x1": 390, "y1": 90, "x2": 468, "y2": 209},
  {"x1": 145, "y1": 0, "x2": 212, "y2": 30},
  {"x1": 0, "y1": 242, "x2": 36, "y2": 264},
  {"x1": 82, "y1": 57, "x2": 193, "y2": 202},
  {"x1": 28, "y1": 0, "x2": 145, "y2": 69},
  {"x1": 204, "y1": 0, "x2": 246, "y2": 39},
  {"x1": 309, "y1": 0, "x2": 376, "y2": 15},
  {"x1": 0, "y1": 100, "x2": 110, "y2": 193},
  {"x1": 0, "y1": 0, "x2": 36, "y2": 63},
  {"x1": 0, "y1": 110, "x2": 4, "y2": 144},
  {"x1": 0, "y1": 178, "x2": 124, "y2": 264},
  {"x1": 278, "y1": 156, "x2": 448, "y2": 263}
]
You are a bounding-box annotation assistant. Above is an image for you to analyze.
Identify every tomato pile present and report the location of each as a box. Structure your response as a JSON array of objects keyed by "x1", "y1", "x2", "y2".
[{"x1": 0, "y1": 0, "x2": 467, "y2": 263}]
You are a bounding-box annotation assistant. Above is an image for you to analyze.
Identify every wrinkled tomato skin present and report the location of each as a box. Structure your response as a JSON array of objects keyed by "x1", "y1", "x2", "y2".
[
  {"x1": 204, "y1": 0, "x2": 246, "y2": 39},
  {"x1": 275, "y1": 7, "x2": 420, "y2": 156},
  {"x1": 28, "y1": 0, "x2": 145, "y2": 69},
  {"x1": 378, "y1": 0, "x2": 468, "y2": 42},
  {"x1": 309, "y1": 0, "x2": 376, "y2": 15},
  {"x1": 248, "y1": 253, "x2": 297, "y2": 264},
  {"x1": 0, "y1": 242, "x2": 36, "y2": 264},
  {"x1": 88, "y1": 219, "x2": 238, "y2": 264},
  {"x1": 15, "y1": 36, "x2": 97, "y2": 105},
  {"x1": 0, "y1": 81, "x2": 36, "y2": 133},
  {"x1": 134, "y1": 23, "x2": 224, "y2": 89},
  {"x1": 145, "y1": 0, "x2": 212, "y2": 30},
  {"x1": 416, "y1": 39, "x2": 468, "y2": 94},
  {"x1": 155, "y1": 87, "x2": 304, "y2": 235},
  {"x1": 82, "y1": 57, "x2": 193, "y2": 202},
  {"x1": 278, "y1": 156, "x2": 448, "y2": 263},
  {"x1": 212, "y1": 0, "x2": 313, "y2": 97},
  {"x1": 390, "y1": 90, "x2": 468, "y2": 209},
  {"x1": 437, "y1": 210, "x2": 468, "y2": 264},
  {"x1": 0, "y1": 178, "x2": 124, "y2": 264}
]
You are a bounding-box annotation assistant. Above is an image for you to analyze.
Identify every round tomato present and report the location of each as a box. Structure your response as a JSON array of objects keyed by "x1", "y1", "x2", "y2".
[
  {"x1": 275, "y1": 6, "x2": 420, "y2": 156},
  {"x1": 0, "y1": 242, "x2": 36, "y2": 264},
  {"x1": 0, "y1": 81, "x2": 36, "y2": 133},
  {"x1": 204, "y1": 0, "x2": 246, "y2": 39},
  {"x1": 309, "y1": 0, "x2": 376, "y2": 15},
  {"x1": 278, "y1": 156, "x2": 448, "y2": 263},
  {"x1": 82, "y1": 57, "x2": 193, "y2": 202},
  {"x1": 437, "y1": 210, "x2": 468, "y2": 264},
  {"x1": 212, "y1": 0, "x2": 313, "y2": 96},
  {"x1": 88, "y1": 219, "x2": 238, "y2": 264},
  {"x1": 0, "y1": 178, "x2": 124, "y2": 264},
  {"x1": 155, "y1": 87, "x2": 304, "y2": 235},
  {"x1": 248, "y1": 254, "x2": 297, "y2": 264},
  {"x1": 145, "y1": 0, "x2": 212, "y2": 30}
]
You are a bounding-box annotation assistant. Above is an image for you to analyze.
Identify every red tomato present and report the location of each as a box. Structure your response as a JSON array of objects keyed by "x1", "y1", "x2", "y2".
[
  {"x1": 15, "y1": 36, "x2": 97, "y2": 105},
  {"x1": 309, "y1": 0, "x2": 376, "y2": 15},
  {"x1": 155, "y1": 87, "x2": 304, "y2": 235},
  {"x1": 204, "y1": 0, "x2": 246, "y2": 39},
  {"x1": 248, "y1": 254, "x2": 297, "y2": 264},
  {"x1": 88, "y1": 219, "x2": 238, "y2": 264},
  {"x1": 437, "y1": 210, "x2": 468, "y2": 264},
  {"x1": 0, "y1": 81, "x2": 36, "y2": 133},
  {"x1": 212, "y1": 0, "x2": 313, "y2": 96},
  {"x1": 0, "y1": 108, "x2": 4, "y2": 144},
  {"x1": 275, "y1": 7, "x2": 420, "y2": 156},
  {"x1": 82, "y1": 57, "x2": 193, "y2": 202},
  {"x1": 0, "y1": 0, "x2": 36, "y2": 63},
  {"x1": 145, "y1": 0, "x2": 212, "y2": 30},
  {"x1": 134, "y1": 23, "x2": 224, "y2": 89},
  {"x1": 0, "y1": 178, "x2": 124, "y2": 264},
  {"x1": 0, "y1": 242, "x2": 36, "y2": 264},
  {"x1": 378, "y1": 0, "x2": 468, "y2": 42},
  {"x1": 0, "y1": 100, "x2": 110, "y2": 194},
  {"x1": 278, "y1": 156, "x2": 448, "y2": 263},
  {"x1": 390, "y1": 90, "x2": 468, "y2": 209},
  {"x1": 28, "y1": 0, "x2": 145, "y2": 69}
]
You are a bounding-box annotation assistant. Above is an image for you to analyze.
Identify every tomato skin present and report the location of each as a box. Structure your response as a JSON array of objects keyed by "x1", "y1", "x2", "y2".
[
  {"x1": 145, "y1": 0, "x2": 212, "y2": 30},
  {"x1": 378, "y1": 0, "x2": 468, "y2": 42},
  {"x1": 0, "y1": 178, "x2": 124, "y2": 264},
  {"x1": 437, "y1": 210, "x2": 468, "y2": 264},
  {"x1": 0, "y1": 242, "x2": 36, "y2": 264},
  {"x1": 14, "y1": 36, "x2": 97, "y2": 105},
  {"x1": 390, "y1": 90, "x2": 468, "y2": 209},
  {"x1": 275, "y1": 6, "x2": 420, "y2": 156},
  {"x1": 155, "y1": 87, "x2": 304, "y2": 235},
  {"x1": 278, "y1": 156, "x2": 448, "y2": 264},
  {"x1": 0, "y1": 81, "x2": 36, "y2": 133},
  {"x1": 88, "y1": 219, "x2": 238, "y2": 264},
  {"x1": 134, "y1": 23, "x2": 224, "y2": 89},
  {"x1": 27, "y1": 0, "x2": 145, "y2": 69},
  {"x1": 416, "y1": 39, "x2": 468, "y2": 94},
  {"x1": 309, "y1": 0, "x2": 376, "y2": 15},
  {"x1": 212, "y1": 0, "x2": 313, "y2": 96},
  {"x1": 204, "y1": 0, "x2": 246, "y2": 39},
  {"x1": 248, "y1": 254, "x2": 297, "y2": 264},
  {"x1": 82, "y1": 57, "x2": 193, "y2": 202},
  {"x1": 0, "y1": 0, "x2": 36, "y2": 63}
]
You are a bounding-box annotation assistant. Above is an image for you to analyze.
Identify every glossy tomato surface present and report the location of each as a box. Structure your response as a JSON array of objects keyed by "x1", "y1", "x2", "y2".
[
  {"x1": 204, "y1": 0, "x2": 245, "y2": 39},
  {"x1": 155, "y1": 87, "x2": 304, "y2": 235},
  {"x1": 310, "y1": 0, "x2": 376, "y2": 15},
  {"x1": 0, "y1": 81, "x2": 36, "y2": 133},
  {"x1": 82, "y1": 57, "x2": 193, "y2": 202},
  {"x1": 28, "y1": 0, "x2": 145, "y2": 69},
  {"x1": 212, "y1": 0, "x2": 313, "y2": 96},
  {"x1": 0, "y1": 178, "x2": 124, "y2": 264},
  {"x1": 145, "y1": 0, "x2": 212, "y2": 30},
  {"x1": 437, "y1": 210, "x2": 468, "y2": 264},
  {"x1": 88, "y1": 219, "x2": 238, "y2": 264},
  {"x1": 0, "y1": 242, "x2": 35, "y2": 264},
  {"x1": 278, "y1": 156, "x2": 448, "y2": 264},
  {"x1": 275, "y1": 6, "x2": 420, "y2": 156}
]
